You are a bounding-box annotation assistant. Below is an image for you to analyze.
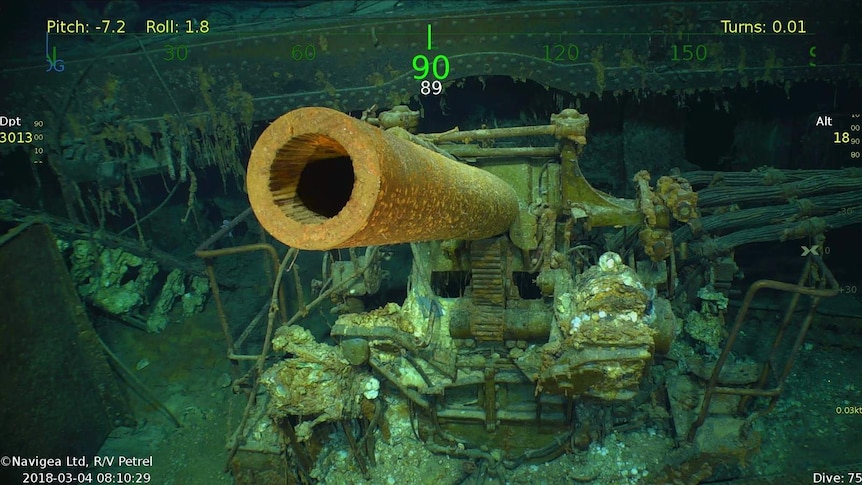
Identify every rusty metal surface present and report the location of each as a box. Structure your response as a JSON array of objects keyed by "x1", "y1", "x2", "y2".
[
  {"x1": 247, "y1": 107, "x2": 519, "y2": 249},
  {"x1": 468, "y1": 237, "x2": 509, "y2": 341},
  {"x1": 561, "y1": 143, "x2": 642, "y2": 228},
  {"x1": 0, "y1": 224, "x2": 132, "y2": 481},
  {"x1": 469, "y1": 237, "x2": 507, "y2": 307},
  {"x1": 2, "y1": 1, "x2": 858, "y2": 130}
]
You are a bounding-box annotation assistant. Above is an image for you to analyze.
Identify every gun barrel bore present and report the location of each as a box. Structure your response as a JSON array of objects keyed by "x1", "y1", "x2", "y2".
[{"x1": 247, "y1": 107, "x2": 519, "y2": 250}]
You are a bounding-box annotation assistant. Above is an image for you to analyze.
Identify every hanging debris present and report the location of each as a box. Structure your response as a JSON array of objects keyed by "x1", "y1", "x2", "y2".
[{"x1": 62, "y1": 237, "x2": 210, "y2": 332}]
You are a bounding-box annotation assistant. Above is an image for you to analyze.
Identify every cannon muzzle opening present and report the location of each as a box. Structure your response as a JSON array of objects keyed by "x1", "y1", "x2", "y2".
[{"x1": 247, "y1": 107, "x2": 519, "y2": 250}]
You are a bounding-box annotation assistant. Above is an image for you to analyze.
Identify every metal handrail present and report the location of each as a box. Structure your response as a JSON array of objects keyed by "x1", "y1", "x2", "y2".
[
  {"x1": 194, "y1": 207, "x2": 289, "y2": 361},
  {"x1": 687, "y1": 253, "x2": 840, "y2": 441}
]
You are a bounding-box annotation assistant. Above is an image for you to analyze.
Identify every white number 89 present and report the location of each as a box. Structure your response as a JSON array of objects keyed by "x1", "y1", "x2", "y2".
[{"x1": 420, "y1": 80, "x2": 443, "y2": 96}]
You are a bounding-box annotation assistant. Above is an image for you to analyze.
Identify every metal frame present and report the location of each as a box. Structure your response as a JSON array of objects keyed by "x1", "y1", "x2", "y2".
[
  {"x1": 687, "y1": 253, "x2": 840, "y2": 441},
  {"x1": 194, "y1": 208, "x2": 289, "y2": 362}
]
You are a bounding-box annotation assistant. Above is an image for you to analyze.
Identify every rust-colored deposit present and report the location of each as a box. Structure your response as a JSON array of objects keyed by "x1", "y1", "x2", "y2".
[{"x1": 247, "y1": 107, "x2": 519, "y2": 250}]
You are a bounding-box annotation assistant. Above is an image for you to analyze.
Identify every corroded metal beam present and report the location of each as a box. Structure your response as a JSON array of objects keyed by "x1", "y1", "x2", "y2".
[{"x1": 2, "y1": 1, "x2": 858, "y2": 130}]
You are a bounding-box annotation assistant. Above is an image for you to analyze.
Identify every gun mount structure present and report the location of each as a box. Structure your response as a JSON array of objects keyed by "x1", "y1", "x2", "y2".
[
  {"x1": 233, "y1": 99, "x2": 856, "y2": 483},
  {"x1": 240, "y1": 104, "x2": 669, "y2": 481}
]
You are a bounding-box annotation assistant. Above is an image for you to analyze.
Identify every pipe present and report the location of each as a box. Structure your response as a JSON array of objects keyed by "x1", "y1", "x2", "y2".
[{"x1": 246, "y1": 107, "x2": 519, "y2": 250}]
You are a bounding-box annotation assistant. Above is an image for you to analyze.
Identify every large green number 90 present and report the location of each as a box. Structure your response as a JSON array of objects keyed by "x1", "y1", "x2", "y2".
[{"x1": 412, "y1": 54, "x2": 450, "y2": 80}]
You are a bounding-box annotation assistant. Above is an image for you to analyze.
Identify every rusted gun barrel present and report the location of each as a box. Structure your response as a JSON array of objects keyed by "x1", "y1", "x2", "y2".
[{"x1": 247, "y1": 107, "x2": 519, "y2": 250}]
